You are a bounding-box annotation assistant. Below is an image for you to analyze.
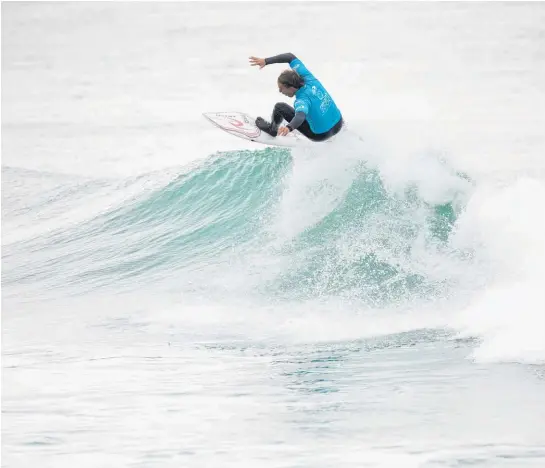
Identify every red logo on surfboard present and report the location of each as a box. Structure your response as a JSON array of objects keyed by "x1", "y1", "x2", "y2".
[
  {"x1": 205, "y1": 112, "x2": 261, "y2": 139},
  {"x1": 226, "y1": 117, "x2": 260, "y2": 138}
]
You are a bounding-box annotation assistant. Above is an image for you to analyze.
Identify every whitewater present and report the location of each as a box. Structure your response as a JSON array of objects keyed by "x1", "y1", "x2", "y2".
[{"x1": 2, "y1": 3, "x2": 545, "y2": 467}]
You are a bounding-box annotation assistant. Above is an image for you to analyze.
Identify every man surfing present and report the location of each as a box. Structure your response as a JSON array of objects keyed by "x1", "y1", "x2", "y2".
[{"x1": 249, "y1": 53, "x2": 343, "y2": 142}]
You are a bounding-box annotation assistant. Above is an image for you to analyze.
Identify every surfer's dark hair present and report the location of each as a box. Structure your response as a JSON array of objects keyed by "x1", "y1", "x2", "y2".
[{"x1": 278, "y1": 70, "x2": 304, "y2": 89}]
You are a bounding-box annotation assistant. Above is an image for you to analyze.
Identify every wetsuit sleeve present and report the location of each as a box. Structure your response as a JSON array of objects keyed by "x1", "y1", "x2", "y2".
[
  {"x1": 264, "y1": 53, "x2": 297, "y2": 65},
  {"x1": 287, "y1": 111, "x2": 306, "y2": 131}
]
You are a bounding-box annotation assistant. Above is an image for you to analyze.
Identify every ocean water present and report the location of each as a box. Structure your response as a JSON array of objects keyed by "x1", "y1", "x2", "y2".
[{"x1": 2, "y1": 2, "x2": 545, "y2": 467}]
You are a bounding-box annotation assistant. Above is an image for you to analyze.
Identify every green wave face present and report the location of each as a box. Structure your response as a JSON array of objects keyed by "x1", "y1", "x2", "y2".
[{"x1": 2, "y1": 148, "x2": 464, "y2": 304}]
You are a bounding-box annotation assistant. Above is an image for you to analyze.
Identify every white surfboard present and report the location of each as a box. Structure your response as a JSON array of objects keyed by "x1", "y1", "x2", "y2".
[{"x1": 202, "y1": 111, "x2": 311, "y2": 148}]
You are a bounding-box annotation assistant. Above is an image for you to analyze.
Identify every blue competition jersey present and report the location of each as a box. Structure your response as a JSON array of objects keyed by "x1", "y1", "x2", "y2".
[{"x1": 290, "y1": 58, "x2": 342, "y2": 134}]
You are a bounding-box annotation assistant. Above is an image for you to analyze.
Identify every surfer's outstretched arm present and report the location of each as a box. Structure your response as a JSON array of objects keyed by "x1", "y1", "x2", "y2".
[
  {"x1": 249, "y1": 53, "x2": 297, "y2": 68},
  {"x1": 264, "y1": 53, "x2": 297, "y2": 65}
]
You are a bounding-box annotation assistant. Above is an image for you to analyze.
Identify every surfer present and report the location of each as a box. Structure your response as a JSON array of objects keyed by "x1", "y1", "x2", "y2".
[{"x1": 249, "y1": 53, "x2": 344, "y2": 142}]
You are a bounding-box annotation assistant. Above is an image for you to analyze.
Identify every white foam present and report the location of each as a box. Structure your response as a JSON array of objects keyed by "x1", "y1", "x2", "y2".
[
  {"x1": 450, "y1": 178, "x2": 545, "y2": 363},
  {"x1": 268, "y1": 136, "x2": 362, "y2": 242}
]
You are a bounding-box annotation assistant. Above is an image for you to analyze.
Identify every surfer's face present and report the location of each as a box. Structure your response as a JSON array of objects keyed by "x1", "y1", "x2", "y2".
[{"x1": 278, "y1": 80, "x2": 296, "y2": 97}]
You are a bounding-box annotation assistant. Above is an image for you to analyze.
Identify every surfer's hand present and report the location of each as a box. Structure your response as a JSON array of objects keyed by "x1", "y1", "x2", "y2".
[
  {"x1": 277, "y1": 126, "x2": 290, "y2": 136},
  {"x1": 249, "y1": 56, "x2": 266, "y2": 69}
]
